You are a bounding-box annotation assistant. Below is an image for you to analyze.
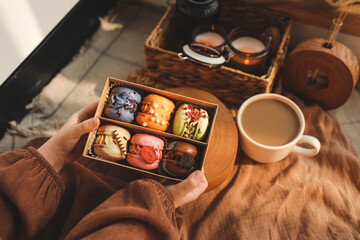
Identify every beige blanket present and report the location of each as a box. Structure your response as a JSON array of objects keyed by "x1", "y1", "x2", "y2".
[
  {"x1": 179, "y1": 91, "x2": 360, "y2": 239},
  {"x1": 16, "y1": 74, "x2": 360, "y2": 239},
  {"x1": 15, "y1": 73, "x2": 360, "y2": 239}
]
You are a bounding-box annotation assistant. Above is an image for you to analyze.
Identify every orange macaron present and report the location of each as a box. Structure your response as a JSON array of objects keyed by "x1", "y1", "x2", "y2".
[{"x1": 136, "y1": 94, "x2": 175, "y2": 131}]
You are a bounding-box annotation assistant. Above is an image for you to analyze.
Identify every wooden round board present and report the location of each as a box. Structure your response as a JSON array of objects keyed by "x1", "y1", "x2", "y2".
[{"x1": 166, "y1": 87, "x2": 238, "y2": 191}]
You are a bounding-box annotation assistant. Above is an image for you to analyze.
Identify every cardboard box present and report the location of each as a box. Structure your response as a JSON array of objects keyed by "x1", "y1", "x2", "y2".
[{"x1": 83, "y1": 77, "x2": 218, "y2": 183}]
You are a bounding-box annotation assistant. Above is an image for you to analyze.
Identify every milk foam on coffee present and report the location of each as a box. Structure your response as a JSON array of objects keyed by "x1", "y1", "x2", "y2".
[{"x1": 241, "y1": 99, "x2": 300, "y2": 146}]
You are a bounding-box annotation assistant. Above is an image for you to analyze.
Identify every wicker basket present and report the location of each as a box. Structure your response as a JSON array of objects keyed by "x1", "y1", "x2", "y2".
[{"x1": 144, "y1": 0, "x2": 293, "y2": 107}]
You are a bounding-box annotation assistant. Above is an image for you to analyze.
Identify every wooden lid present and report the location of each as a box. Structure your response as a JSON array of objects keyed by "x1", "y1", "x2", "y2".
[{"x1": 282, "y1": 38, "x2": 359, "y2": 110}]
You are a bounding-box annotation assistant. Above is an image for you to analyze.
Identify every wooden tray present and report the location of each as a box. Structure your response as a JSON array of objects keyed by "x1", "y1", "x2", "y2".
[{"x1": 83, "y1": 82, "x2": 238, "y2": 191}]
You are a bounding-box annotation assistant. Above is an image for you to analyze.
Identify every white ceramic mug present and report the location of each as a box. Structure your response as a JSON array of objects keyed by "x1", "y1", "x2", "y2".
[{"x1": 236, "y1": 93, "x2": 321, "y2": 163}]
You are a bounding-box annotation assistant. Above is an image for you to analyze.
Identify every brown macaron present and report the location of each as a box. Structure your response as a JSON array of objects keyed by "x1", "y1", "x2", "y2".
[{"x1": 161, "y1": 141, "x2": 198, "y2": 178}]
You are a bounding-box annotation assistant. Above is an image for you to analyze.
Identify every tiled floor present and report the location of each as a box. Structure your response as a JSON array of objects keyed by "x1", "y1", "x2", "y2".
[
  {"x1": 0, "y1": 0, "x2": 359, "y2": 155},
  {"x1": 0, "y1": 1, "x2": 167, "y2": 152}
]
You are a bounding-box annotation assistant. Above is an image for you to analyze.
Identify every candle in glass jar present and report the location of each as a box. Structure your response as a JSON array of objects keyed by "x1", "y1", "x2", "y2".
[
  {"x1": 231, "y1": 36, "x2": 265, "y2": 53},
  {"x1": 194, "y1": 31, "x2": 225, "y2": 47}
]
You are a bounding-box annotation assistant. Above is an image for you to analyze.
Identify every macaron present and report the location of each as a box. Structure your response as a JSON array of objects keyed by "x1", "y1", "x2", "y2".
[
  {"x1": 93, "y1": 124, "x2": 131, "y2": 161},
  {"x1": 127, "y1": 133, "x2": 164, "y2": 170},
  {"x1": 136, "y1": 94, "x2": 175, "y2": 132},
  {"x1": 104, "y1": 87, "x2": 142, "y2": 123},
  {"x1": 161, "y1": 141, "x2": 198, "y2": 178},
  {"x1": 172, "y1": 104, "x2": 209, "y2": 140}
]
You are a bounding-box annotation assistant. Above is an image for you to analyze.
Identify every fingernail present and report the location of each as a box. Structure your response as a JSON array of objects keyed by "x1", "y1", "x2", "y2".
[
  {"x1": 194, "y1": 171, "x2": 203, "y2": 180},
  {"x1": 91, "y1": 117, "x2": 99, "y2": 127}
]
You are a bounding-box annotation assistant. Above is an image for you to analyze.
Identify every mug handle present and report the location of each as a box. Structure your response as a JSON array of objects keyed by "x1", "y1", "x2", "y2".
[{"x1": 292, "y1": 135, "x2": 321, "y2": 157}]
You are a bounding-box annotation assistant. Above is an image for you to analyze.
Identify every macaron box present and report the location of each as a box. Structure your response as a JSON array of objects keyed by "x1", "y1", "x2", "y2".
[{"x1": 83, "y1": 77, "x2": 218, "y2": 183}]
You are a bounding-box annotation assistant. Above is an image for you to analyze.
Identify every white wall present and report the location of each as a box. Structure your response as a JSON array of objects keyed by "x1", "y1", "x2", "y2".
[{"x1": 0, "y1": 0, "x2": 78, "y2": 85}]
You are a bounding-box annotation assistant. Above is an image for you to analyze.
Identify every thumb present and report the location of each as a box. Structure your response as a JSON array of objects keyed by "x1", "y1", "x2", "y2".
[
  {"x1": 71, "y1": 117, "x2": 100, "y2": 138},
  {"x1": 176, "y1": 170, "x2": 204, "y2": 192},
  {"x1": 166, "y1": 170, "x2": 208, "y2": 208}
]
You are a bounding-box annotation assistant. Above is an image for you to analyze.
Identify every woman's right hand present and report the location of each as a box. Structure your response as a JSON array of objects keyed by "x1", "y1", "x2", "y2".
[{"x1": 165, "y1": 170, "x2": 208, "y2": 208}]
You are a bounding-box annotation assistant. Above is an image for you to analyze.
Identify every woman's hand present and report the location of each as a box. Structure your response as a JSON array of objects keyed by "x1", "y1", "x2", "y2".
[
  {"x1": 38, "y1": 101, "x2": 100, "y2": 173},
  {"x1": 165, "y1": 170, "x2": 208, "y2": 208},
  {"x1": 38, "y1": 100, "x2": 207, "y2": 206}
]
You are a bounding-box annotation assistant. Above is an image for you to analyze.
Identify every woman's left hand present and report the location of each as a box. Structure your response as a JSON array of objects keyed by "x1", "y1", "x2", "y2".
[{"x1": 38, "y1": 101, "x2": 100, "y2": 173}]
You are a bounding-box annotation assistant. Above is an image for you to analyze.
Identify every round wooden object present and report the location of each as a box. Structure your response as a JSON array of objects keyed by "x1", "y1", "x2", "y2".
[
  {"x1": 282, "y1": 38, "x2": 359, "y2": 109},
  {"x1": 166, "y1": 87, "x2": 238, "y2": 191}
]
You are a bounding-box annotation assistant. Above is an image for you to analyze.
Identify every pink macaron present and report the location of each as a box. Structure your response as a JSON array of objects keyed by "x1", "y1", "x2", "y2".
[{"x1": 127, "y1": 133, "x2": 164, "y2": 170}]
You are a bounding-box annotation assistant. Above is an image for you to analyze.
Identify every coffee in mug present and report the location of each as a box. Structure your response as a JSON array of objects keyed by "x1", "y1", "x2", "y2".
[
  {"x1": 237, "y1": 93, "x2": 321, "y2": 163},
  {"x1": 241, "y1": 99, "x2": 300, "y2": 146}
]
